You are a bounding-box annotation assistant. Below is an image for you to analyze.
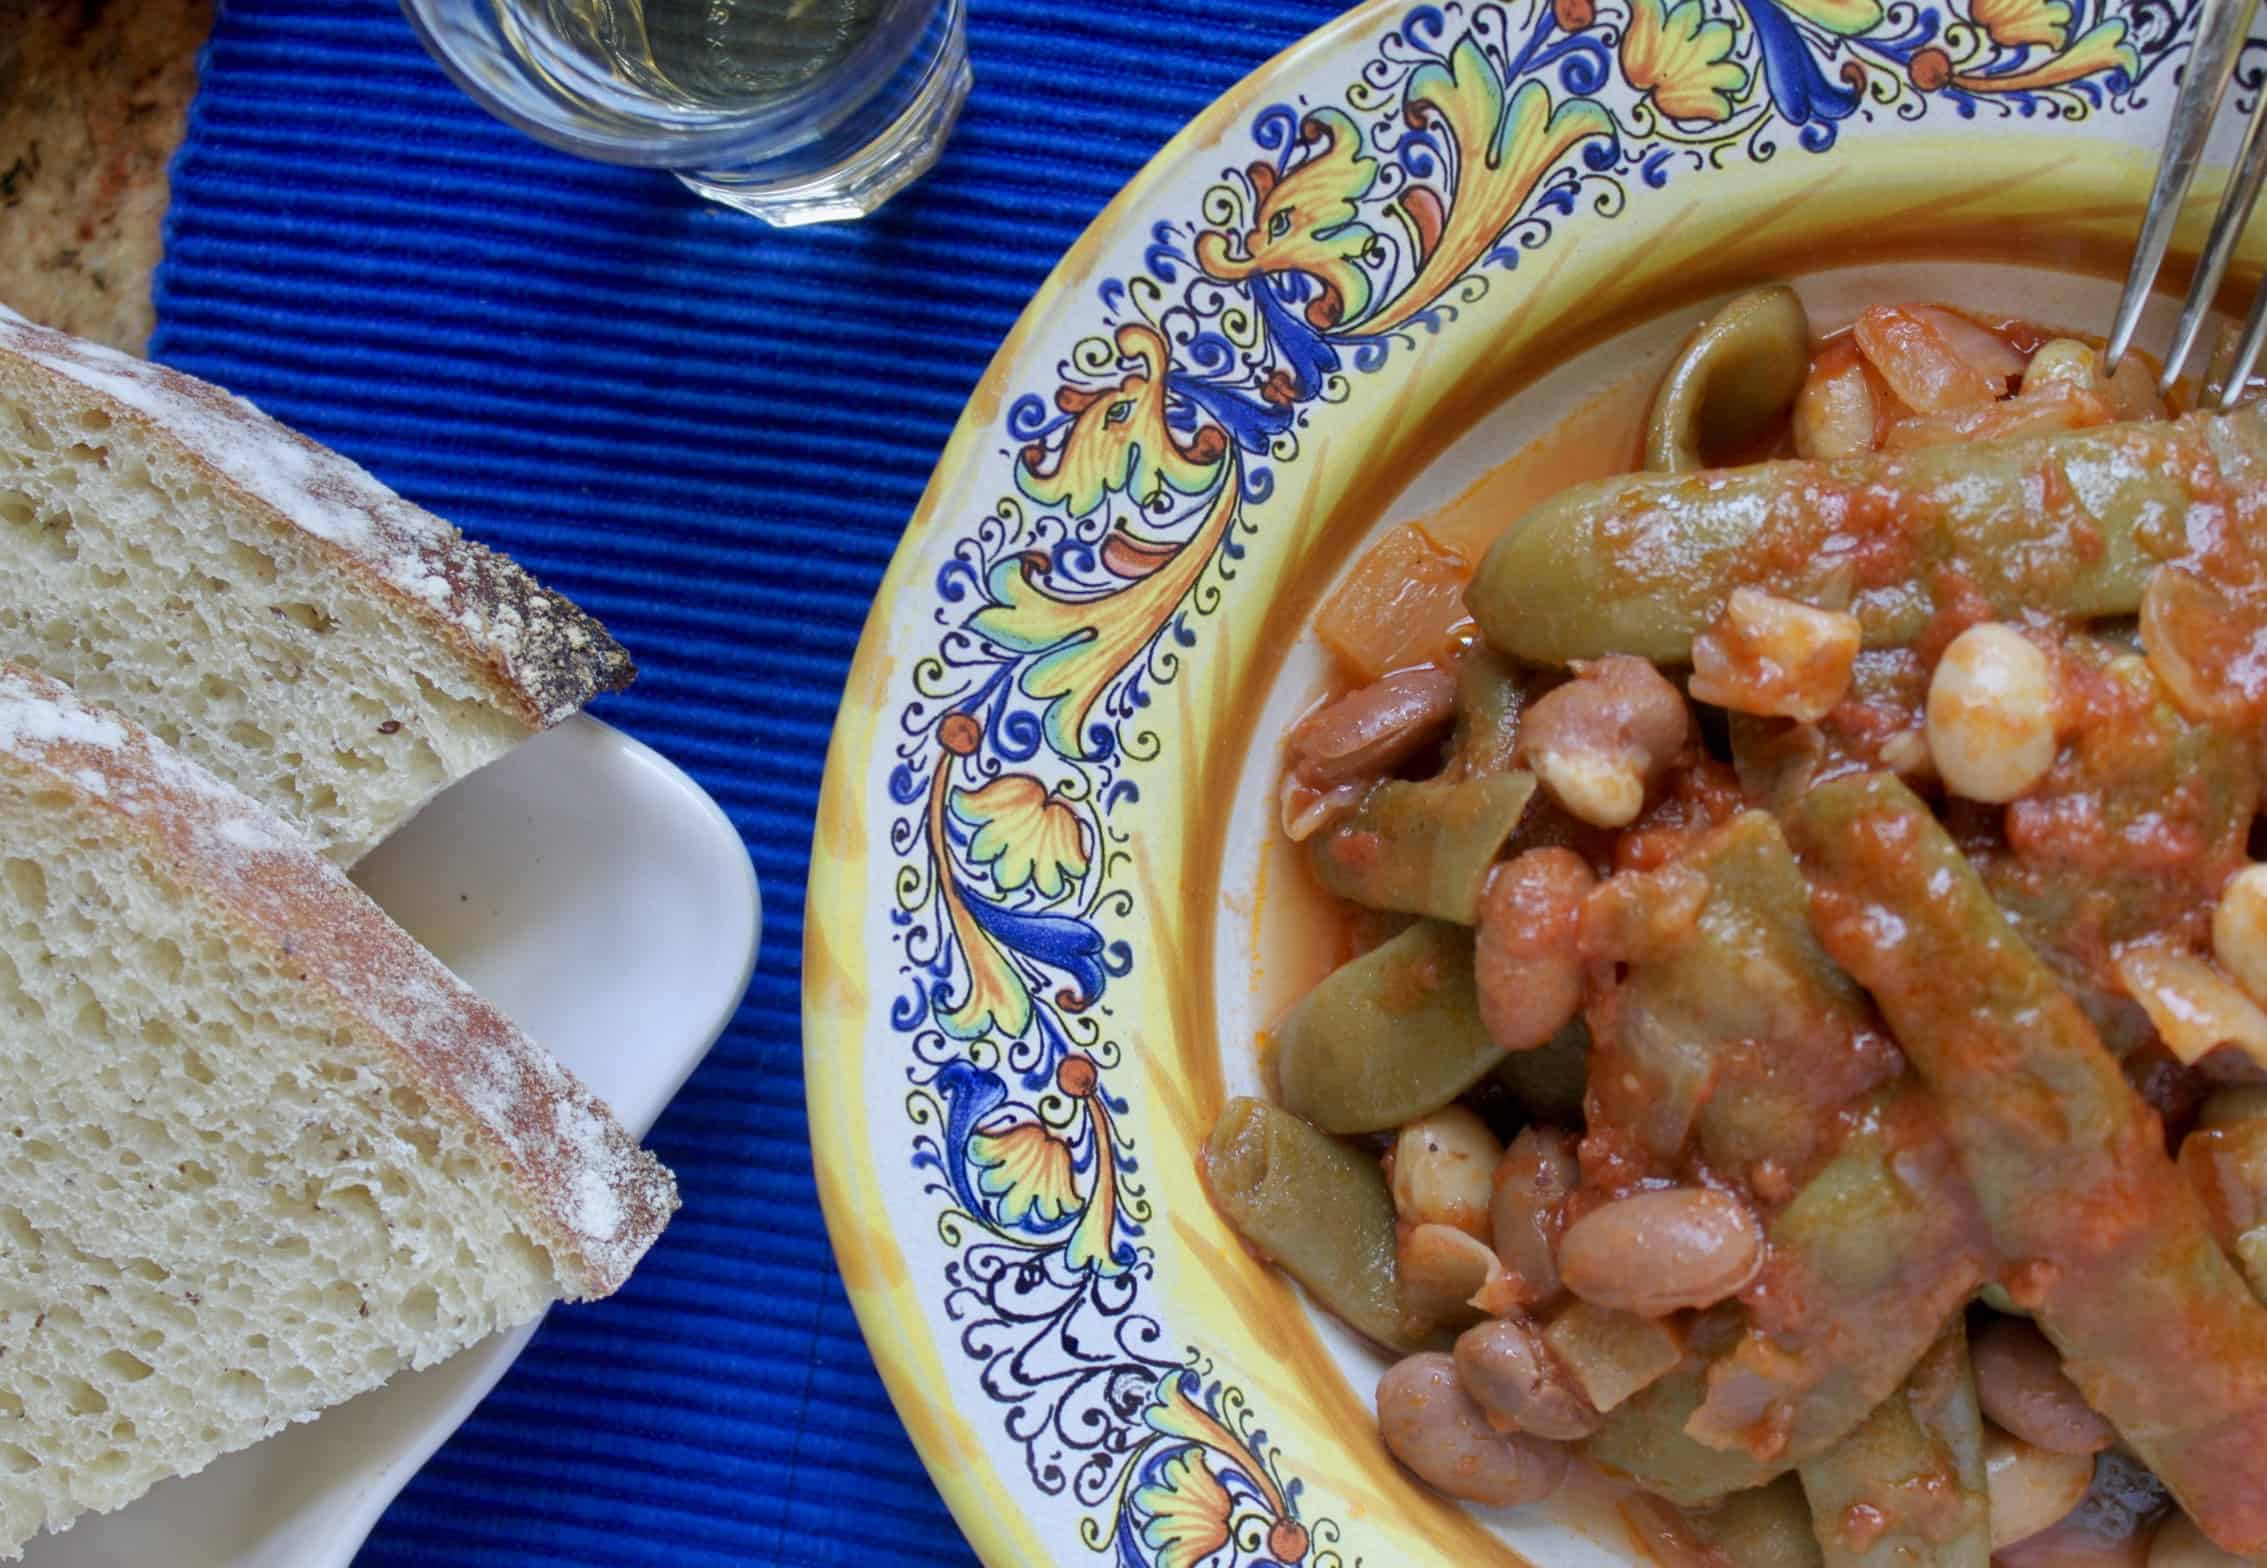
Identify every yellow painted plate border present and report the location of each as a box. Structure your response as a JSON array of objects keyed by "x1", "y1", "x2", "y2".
[{"x1": 805, "y1": 1, "x2": 2198, "y2": 1561}]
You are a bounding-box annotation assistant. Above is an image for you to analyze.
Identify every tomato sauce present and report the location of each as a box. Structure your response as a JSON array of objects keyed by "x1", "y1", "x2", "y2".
[{"x1": 1244, "y1": 301, "x2": 2267, "y2": 1568}]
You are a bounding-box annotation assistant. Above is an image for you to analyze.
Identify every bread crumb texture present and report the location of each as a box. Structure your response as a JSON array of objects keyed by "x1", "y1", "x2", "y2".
[
  {"x1": 0, "y1": 667, "x2": 675, "y2": 1557},
  {"x1": 0, "y1": 307, "x2": 635, "y2": 864}
]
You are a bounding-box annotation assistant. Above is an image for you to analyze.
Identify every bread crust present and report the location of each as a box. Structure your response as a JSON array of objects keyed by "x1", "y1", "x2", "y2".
[
  {"x1": 0, "y1": 664, "x2": 676, "y2": 1297},
  {"x1": 0, "y1": 306, "x2": 634, "y2": 728}
]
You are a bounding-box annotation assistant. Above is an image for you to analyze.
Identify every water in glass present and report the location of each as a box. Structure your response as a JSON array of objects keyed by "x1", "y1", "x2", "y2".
[
  {"x1": 403, "y1": 0, "x2": 968, "y2": 224},
  {"x1": 520, "y1": 0, "x2": 883, "y2": 109}
]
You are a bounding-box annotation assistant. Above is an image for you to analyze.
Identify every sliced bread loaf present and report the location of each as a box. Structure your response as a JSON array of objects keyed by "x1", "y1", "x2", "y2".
[
  {"x1": 0, "y1": 305, "x2": 634, "y2": 865},
  {"x1": 0, "y1": 665, "x2": 677, "y2": 1559}
]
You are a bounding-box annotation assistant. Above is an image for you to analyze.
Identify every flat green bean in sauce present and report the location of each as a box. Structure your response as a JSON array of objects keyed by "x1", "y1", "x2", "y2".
[
  {"x1": 1471, "y1": 406, "x2": 2267, "y2": 667},
  {"x1": 1492, "y1": 1017, "x2": 1590, "y2": 1125},
  {"x1": 1306, "y1": 771, "x2": 1537, "y2": 924},
  {"x1": 1207, "y1": 292, "x2": 2267, "y2": 1567},
  {"x1": 1791, "y1": 774, "x2": 2267, "y2": 1556},
  {"x1": 1979, "y1": 637, "x2": 2259, "y2": 1016},
  {"x1": 1797, "y1": 1325, "x2": 1991, "y2": 1568},
  {"x1": 1448, "y1": 642, "x2": 1531, "y2": 777},
  {"x1": 1582, "y1": 1309, "x2": 1788, "y2": 1507},
  {"x1": 1687, "y1": 1083, "x2": 1992, "y2": 1467},
  {"x1": 1582, "y1": 810, "x2": 1899, "y2": 1195},
  {"x1": 1203, "y1": 1097, "x2": 1441, "y2": 1354},
  {"x1": 1676, "y1": 1476, "x2": 1825, "y2": 1568},
  {"x1": 1271, "y1": 919, "x2": 1500, "y2": 1135},
  {"x1": 1644, "y1": 285, "x2": 1811, "y2": 476}
]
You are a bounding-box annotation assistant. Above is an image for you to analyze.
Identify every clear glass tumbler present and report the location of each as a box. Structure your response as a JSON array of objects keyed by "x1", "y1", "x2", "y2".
[{"x1": 400, "y1": 0, "x2": 969, "y2": 226}]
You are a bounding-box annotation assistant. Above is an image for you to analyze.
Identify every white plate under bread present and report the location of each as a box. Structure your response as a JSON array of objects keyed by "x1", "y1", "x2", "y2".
[{"x1": 20, "y1": 716, "x2": 760, "y2": 1568}]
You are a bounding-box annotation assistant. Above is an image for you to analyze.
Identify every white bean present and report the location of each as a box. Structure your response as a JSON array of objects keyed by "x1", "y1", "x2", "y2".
[
  {"x1": 1397, "y1": 1222, "x2": 1500, "y2": 1326},
  {"x1": 1688, "y1": 587, "x2": 1862, "y2": 723},
  {"x1": 1534, "y1": 750, "x2": 1642, "y2": 829},
  {"x1": 1519, "y1": 656, "x2": 1690, "y2": 829},
  {"x1": 1392, "y1": 1107, "x2": 1505, "y2": 1239},
  {"x1": 1377, "y1": 1352, "x2": 1570, "y2": 1507},
  {"x1": 1984, "y1": 1426, "x2": 2094, "y2": 1550},
  {"x1": 1285, "y1": 666, "x2": 1460, "y2": 787},
  {"x1": 2115, "y1": 946, "x2": 2267, "y2": 1072},
  {"x1": 2216, "y1": 866, "x2": 2267, "y2": 1006},
  {"x1": 2022, "y1": 338, "x2": 2102, "y2": 395},
  {"x1": 1280, "y1": 667, "x2": 1459, "y2": 838},
  {"x1": 2032, "y1": 336, "x2": 2169, "y2": 422},
  {"x1": 1793, "y1": 352, "x2": 1878, "y2": 459},
  {"x1": 1926, "y1": 623, "x2": 2058, "y2": 803}
]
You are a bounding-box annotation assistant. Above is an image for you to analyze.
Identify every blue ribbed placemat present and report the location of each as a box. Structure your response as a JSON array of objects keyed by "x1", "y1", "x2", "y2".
[{"x1": 151, "y1": 1, "x2": 1350, "y2": 1563}]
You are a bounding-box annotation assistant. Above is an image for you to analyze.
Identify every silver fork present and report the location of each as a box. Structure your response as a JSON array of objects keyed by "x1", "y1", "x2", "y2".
[{"x1": 2106, "y1": 0, "x2": 2267, "y2": 405}]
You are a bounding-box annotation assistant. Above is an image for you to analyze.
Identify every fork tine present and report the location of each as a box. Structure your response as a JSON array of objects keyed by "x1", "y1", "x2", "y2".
[
  {"x1": 2105, "y1": 0, "x2": 2262, "y2": 372},
  {"x1": 2164, "y1": 89, "x2": 2267, "y2": 392},
  {"x1": 2215, "y1": 273, "x2": 2267, "y2": 408}
]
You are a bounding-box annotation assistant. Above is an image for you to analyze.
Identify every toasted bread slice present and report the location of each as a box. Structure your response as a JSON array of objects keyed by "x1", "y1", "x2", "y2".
[
  {"x1": 0, "y1": 305, "x2": 634, "y2": 864},
  {"x1": 0, "y1": 665, "x2": 676, "y2": 1558}
]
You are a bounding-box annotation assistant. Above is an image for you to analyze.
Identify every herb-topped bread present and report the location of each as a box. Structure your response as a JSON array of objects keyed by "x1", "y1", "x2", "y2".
[
  {"x1": 0, "y1": 664, "x2": 677, "y2": 1559},
  {"x1": 0, "y1": 304, "x2": 633, "y2": 865}
]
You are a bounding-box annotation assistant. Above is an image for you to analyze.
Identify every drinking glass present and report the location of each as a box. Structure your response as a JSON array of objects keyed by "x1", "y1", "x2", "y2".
[{"x1": 400, "y1": 0, "x2": 969, "y2": 226}]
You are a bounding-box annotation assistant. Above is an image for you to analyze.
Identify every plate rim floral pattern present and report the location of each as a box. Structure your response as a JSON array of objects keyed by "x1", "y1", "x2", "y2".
[{"x1": 803, "y1": 1, "x2": 2204, "y2": 1563}]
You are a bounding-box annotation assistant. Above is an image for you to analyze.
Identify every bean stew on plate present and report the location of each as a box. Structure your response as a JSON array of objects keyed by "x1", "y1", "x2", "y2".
[{"x1": 1203, "y1": 289, "x2": 2267, "y2": 1568}]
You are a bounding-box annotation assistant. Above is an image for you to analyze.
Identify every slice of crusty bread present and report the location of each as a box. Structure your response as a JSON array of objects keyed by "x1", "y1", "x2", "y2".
[
  {"x1": 0, "y1": 304, "x2": 635, "y2": 866},
  {"x1": 0, "y1": 665, "x2": 677, "y2": 1558}
]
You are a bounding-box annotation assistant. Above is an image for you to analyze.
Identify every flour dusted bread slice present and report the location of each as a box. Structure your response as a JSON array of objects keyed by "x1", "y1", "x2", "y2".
[
  {"x1": 0, "y1": 304, "x2": 634, "y2": 865},
  {"x1": 0, "y1": 666, "x2": 676, "y2": 1558}
]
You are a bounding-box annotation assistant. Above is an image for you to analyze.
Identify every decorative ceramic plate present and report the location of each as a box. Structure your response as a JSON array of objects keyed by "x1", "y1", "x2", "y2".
[
  {"x1": 804, "y1": 1, "x2": 2236, "y2": 1561},
  {"x1": 27, "y1": 717, "x2": 761, "y2": 1568}
]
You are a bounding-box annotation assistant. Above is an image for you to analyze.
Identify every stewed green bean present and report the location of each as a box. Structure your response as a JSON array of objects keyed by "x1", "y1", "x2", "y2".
[
  {"x1": 1491, "y1": 1017, "x2": 1589, "y2": 1125},
  {"x1": 1203, "y1": 1097, "x2": 1439, "y2": 1354},
  {"x1": 1449, "y1": 643, "x2": 1531, "y2": 778},
  {"x1": 1980, "y1": 638, "x2": 2258, "y2": 1018},
  {"x1": 1470, "y1": 407, "x2": 2267, "y2": 665},
  {"x1": 1645, "y1": 286, "x2": 1812, "y2": 475},
  {"x1": 1307, "y1": 772, "x2": 1537, "y2": 925},
  {"x1": 1689, "y1": 1477, "x2": 1827, "y2": 1568},
  {"x1": 1789, "y1": 773, "x2": 2267, "y2": 1556},
  {"x1": 1685, "y1": 1084, "x2": 1991, "y2": 1464},
  {"x1": 1582, "y1": 1308, "x2": 1786, "y2": 1505},
  {"x1": 1587, "y1": 811, "x2": 1897, "y2": 1188},
  {"x1": 1273, "y1": 920, "x2": 1500, "y2": 1135},
  {"x1": 1797, "y1": 1326, "x2": 1990, "y2": 1568}
]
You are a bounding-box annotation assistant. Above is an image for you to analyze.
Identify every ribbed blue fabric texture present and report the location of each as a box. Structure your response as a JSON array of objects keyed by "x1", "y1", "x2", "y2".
[{"x1": 151, "y1": 1, "x2": 1350, "y2": 1563}]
